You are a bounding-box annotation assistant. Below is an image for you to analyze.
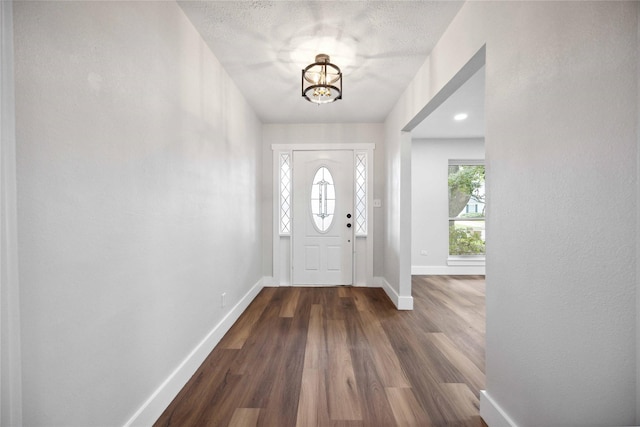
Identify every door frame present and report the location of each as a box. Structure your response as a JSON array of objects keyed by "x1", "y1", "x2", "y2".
[{"x1": 271, "y1": 143, "x2": 375, "y2": 287}]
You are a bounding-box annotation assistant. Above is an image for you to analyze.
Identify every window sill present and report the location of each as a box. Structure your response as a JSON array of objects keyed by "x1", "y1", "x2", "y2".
[{"x1": 447, "y1": 256, "x2": 485, "y2": 267}]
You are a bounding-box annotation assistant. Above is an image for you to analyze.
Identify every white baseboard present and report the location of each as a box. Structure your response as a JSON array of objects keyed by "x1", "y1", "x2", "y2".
[
  {"x1": 373, "y1": 276, "x2": 413, "y2": 310},
  {"x1": 411, "y1": 265, "x2": 486, "y2": 275},
  {"x1": 480, "y1": 390, "x2": 518, "y2": 427},
  {"x1": 262, "y1": 276, "x2": 275, "y2": 286},
  {"x1": 123, "y1": 278, "x2": 265, "y2": 427}
]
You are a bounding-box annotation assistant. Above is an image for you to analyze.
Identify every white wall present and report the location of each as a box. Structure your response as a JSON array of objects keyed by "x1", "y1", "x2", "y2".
[
  {"x1": 386, "y1": 1, "x2": 638, "y2": 426},
  {"x1": 411, "y1": 138, "x2": 484, "y2": 275},
  {"x1": 13, "y1": 2, "x2": 263, "y2": 425},
  {"x1": 262, "y1": 123, "x2": 385, "y2": 281}
]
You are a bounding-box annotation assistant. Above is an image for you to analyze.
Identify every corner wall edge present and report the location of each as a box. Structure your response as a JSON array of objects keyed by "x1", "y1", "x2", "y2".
[
  {"x1": 374, "y1": 276, "x2": 413, "y2": 310},
  {"x1": 480, "y1": 390, "x2": 518, "y2": 427}
]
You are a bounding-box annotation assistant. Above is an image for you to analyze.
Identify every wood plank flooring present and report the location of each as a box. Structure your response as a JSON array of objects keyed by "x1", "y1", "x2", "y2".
[{"x1": 154, "y1": 275, "x2": 487, "y2": 427}]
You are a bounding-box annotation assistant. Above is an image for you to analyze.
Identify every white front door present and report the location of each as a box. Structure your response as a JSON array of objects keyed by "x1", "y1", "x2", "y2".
[{"x1": 292, "y1": 150, "x2": 354, "y2": 285}]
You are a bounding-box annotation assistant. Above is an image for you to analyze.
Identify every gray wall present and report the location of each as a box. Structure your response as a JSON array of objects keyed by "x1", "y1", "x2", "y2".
[
  {"x1": 13, "y1": 2, "x2": 262, "y2": 425},
  {"x1": 386, "y1": 1, "x2": 638, "y2": 425}
]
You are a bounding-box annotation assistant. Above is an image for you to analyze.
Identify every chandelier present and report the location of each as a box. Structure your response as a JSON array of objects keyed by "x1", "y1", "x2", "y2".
[{"x1": 301, "y1": 54, "x2": 342, "y2": 104}]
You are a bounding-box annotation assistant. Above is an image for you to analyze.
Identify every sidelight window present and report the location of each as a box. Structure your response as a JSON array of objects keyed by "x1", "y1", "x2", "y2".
[
  {"x1": 354, "y1": 153, "x2": 367, "y2": 236},
  {"x1": 279, "y1": 153, "x2": 292, "y2": 235}
]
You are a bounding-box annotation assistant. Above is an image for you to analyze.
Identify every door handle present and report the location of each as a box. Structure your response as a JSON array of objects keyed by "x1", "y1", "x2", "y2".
[
  {"x1": 346, "y1": 213, "x2": 352, "y2": 218},
  {"x1": 347, "y1": 223, "x2": 352, "y2": 228}
]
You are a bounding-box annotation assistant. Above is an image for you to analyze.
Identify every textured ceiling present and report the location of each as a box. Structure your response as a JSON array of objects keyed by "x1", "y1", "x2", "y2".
[{"x1": 178, "y1": 1, "x2": 464, "y2": 124}]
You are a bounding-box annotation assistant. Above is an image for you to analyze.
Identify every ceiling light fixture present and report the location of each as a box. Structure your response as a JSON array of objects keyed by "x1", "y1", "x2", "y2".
[
  {"x1": 454, "y1": 113, "x2": 468, "y2": 121},
  {"x1": 302, "y1": 54, "x2": 342, "y2": 104}
]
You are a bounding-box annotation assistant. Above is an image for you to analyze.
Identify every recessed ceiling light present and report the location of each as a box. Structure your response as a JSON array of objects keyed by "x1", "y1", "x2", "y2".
[{"x1": 454, "y1": 113, "x2": 468, "y2": 121}]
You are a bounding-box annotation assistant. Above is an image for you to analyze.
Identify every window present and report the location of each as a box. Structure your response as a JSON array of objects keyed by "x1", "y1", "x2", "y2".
[
  {"x1": 279, "y1": 152, "x2": 291, "y2": 235},
  {"x1": 310, "y1": 166, "x2": 336, "y2": 232},
  {"x1": 448, "y1": 162, "x2": 485, "y2": 256},
  {"x1": 354, "y1": 152, "x2": 367, "y2": 235}
]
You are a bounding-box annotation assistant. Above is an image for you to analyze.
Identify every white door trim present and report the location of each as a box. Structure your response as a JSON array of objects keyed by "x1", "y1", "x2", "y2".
[
  {"x1": 271, "y1": 143, "x2": 375, "y2": 287},
  {"x1": 1, "y1": 2, "x2": 23, "y2": 424},
  {"x1": 272, "y1": 143, "x2": 375, "y2": 151}
]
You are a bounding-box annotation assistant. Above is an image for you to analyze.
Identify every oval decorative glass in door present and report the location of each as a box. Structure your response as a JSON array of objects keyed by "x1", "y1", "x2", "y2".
[{"x1": 310, "y1": 166, "x2": 336, "y2": 232}]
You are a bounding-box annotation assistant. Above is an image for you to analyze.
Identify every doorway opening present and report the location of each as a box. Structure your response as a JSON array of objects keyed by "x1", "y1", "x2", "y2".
[
  {"x1": 410, "y1": 66, "x2": 486, "y2": 276},
  {"x1": 405, "y1": 56, "x2": 484, "y2": 275}
]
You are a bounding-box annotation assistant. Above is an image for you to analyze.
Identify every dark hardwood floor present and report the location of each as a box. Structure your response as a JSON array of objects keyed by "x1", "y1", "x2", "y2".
[{"x1": 154, "y1": 275, "x2": 487, "y2": 427}]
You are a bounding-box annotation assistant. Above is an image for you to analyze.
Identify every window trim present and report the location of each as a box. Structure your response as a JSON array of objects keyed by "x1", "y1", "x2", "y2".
[
  {"x1": 278, "y1": 151, "x2": 292, "y2": 236},
  {"x1": 447, "y1": 159, "x2": 486, "y2": 260},
  {"x1": 447, "y1": 255, "x2": 486, "y2": 266},
  {"x1": 354, "y1": 151, "x2": 368, "y2": 236}
]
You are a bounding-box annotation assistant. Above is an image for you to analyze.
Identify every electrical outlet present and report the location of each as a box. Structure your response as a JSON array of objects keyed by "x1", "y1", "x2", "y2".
[
  {"x1": 420, "y1": 250, "x2": 428, "y2": 256},
  {"x1": 221, "y1": 292, "x2": 227, "y2": 308},
  {"x1": 373, "y1": 199, "x2": 382, "y2": 208}
]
